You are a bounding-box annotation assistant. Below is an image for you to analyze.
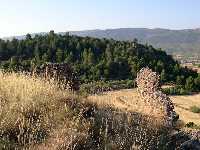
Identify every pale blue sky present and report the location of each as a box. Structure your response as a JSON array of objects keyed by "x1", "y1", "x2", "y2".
[{"x1": 0, "y1": 0, "x2": 200, "y2": 37}]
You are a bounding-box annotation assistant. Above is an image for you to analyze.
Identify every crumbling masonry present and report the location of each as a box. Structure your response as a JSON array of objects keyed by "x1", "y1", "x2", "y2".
[
  {"x1": 32, "y1": 63, "x2": 79, "y2": 91},
  {"x1": 136, "y1": 67, "x2": 176, "y2": 127}
]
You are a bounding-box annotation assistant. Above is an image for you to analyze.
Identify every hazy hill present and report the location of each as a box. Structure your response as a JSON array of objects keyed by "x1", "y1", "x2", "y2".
[
  {"x1": 70, "y1": 28, "x2": 200, "y2": 55},
  {"x1": 3, "y1": 28, "x2": 200, "y2": 55}
]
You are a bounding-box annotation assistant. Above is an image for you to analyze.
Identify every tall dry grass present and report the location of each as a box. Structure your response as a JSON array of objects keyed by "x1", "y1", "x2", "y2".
[
  {"x1": 0, "y1": 71, "x2": 183, "y2": 149},
  {"x1": 0, "y1": 71, "x2": 90, "y2": 149}
]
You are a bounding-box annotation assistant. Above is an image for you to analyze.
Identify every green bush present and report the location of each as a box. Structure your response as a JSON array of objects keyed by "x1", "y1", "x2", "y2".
[
  {"x1": 162, "y1": 86, "x2": 190, "y2": 95},
  {"x1": 190, "y1": 106, "x2": 200, "y2": 113},
  {"x1": 80, "y1": 80, "x2": 135, "y2": 94}
]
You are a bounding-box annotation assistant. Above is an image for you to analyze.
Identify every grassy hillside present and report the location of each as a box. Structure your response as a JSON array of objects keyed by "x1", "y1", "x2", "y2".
[{"x1": 0, "y1": 71, "x2": 192, "y2": 149}]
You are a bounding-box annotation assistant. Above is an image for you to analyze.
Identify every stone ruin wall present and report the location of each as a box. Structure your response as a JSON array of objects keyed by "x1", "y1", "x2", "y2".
[
  {"x1": 136, "y1": 67, "x2": 176, "y2": 127},
  {"x1": 32, "y1": 63, "x2": 79, "y2": 91}
]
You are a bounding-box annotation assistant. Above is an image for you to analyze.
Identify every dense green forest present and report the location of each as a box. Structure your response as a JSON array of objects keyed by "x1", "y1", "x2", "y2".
[{"x1": 0, "y1": 31, "x2": 200, "y2": 93}]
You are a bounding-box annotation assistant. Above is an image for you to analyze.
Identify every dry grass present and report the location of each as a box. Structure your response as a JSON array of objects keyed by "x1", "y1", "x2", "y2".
[
  {"x1": 0, "y1": 72, "x2": 172, "y2": 149},
  {"x1": 171, "y1": 94, "x2": 200, "y2": 125},
  {"x1": 88, "y1": 89, "x2": 167, "y2": 128},
  {"x1": 0, "y1": 71, "x2": 89, "y2": 149},
  {"x1": 88, "y1": 89, "x2": 139, "y2": 111},
  {"x1": 88, "y1": 89, "x2": 200, "y2": 126},
  {"x1": 1, "y1": 71, "x2": 195, "y2": 149}
]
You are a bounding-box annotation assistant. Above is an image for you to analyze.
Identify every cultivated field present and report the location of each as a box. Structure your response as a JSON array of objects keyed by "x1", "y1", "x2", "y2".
[{"x1": 88, "y1": 89, "x2": 200, "y2": 126}]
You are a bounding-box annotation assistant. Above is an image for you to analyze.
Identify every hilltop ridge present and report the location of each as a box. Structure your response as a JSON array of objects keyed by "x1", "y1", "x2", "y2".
[{"x1": 3, "y1": 28, "x2": 200, "y2": 55}]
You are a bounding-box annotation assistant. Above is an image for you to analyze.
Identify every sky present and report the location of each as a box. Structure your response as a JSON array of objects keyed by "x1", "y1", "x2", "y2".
[{"x1": 0, "y1": 0, "x2": 200, "y2": 37}]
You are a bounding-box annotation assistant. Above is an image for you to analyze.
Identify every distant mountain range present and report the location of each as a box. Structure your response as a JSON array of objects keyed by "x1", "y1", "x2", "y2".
[{"x1": 3, "y1": 28, "x2": 200, "y2": 56}]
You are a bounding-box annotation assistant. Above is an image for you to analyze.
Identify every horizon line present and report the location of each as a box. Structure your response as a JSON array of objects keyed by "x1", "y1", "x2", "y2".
[{"x1": 1, "y1": 27, "x2": 200, "y2": 39}]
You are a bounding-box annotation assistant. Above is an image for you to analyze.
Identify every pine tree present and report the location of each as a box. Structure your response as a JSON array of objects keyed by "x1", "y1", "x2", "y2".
[
  {"x1": 87, "y1": 48, "x2": 95, "y2": 65},
  {"x1": 105, "y1": 45, "x2": 113, "y2": 63},
  {"x1": 56, "y1": 48, "x2": 64, "y2": 63},
  {"x1": 82, "y1": 48, "x2": 88, "y2": 64},
  {"x1": 42, "y1": 53, "x2": 48, "y2": 62},
  {"x1": 185, "y1": 76, "x2": 194, "y2": 92},
  {"x1": 34, "y1": 44, "x2": 40, "y2": 62},
  {"x1": 176, "y1": 76, "x2": 183, "y2": 85},
  {"x1": 160, "y1": 69, "x2": 166, "y2": 83},
  {"x1": 64, "y1": 51, "x2": 73, "y2": 63}
]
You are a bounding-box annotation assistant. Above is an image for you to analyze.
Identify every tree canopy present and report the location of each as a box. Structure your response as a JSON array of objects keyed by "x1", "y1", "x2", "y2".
[{"x1": 0, "y1": 31, "x2": 199, "y2": 92}]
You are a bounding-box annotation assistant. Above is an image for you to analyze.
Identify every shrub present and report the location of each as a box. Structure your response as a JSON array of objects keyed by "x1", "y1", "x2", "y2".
[
  {"x1": 80, "y1": 79, "x2": 135, "y2": 94},
  {"x1": 185, "y1": 122, "x2": 195, "y2": 128},
  {"x1": 179, "y1": 88, "x2": 187, "y2": 95},
  {"x1": 162, "y1": 86, "x2": 190, "y2": 95},
  {"x1": 185, "y1": 122, "x2": 200, "y2": 129},
  {"x1": 190, "y1": 106, "x2": 200, "y2": 113}
]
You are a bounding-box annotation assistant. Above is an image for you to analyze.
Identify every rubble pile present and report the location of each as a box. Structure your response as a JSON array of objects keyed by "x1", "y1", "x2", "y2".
[
  {"x1": 136, "y1": 67, "x2": 176, "y2": 127},
  {"x1": 32, "y1": 63, "x2": 79, "y2": 91}
]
